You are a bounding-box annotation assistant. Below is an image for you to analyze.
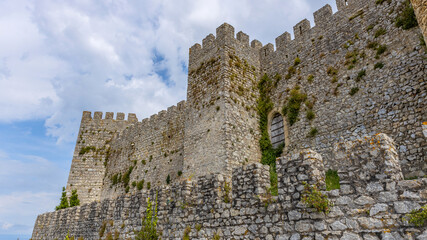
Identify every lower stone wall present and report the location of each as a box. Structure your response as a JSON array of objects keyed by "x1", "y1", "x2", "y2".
[{"x1": 32, "y1": 134, "x2": 427, "y2": 240}]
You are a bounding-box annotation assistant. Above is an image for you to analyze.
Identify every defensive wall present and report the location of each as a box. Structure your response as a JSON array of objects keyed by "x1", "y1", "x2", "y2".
[
  {"x1": 67, "y1": 101, "x2": 187, "y2": 204},
  {"x1": 34, "y1": 0, "x2": 427, "y2": 238},
  {"x1": 101, "y1": 101, "x2": 187, "y2": 200},
  {"x1": 66, "y1": 111, "x2": 139, "y2": 204},
  {"x1": 258, "y1": 0, "x2": 426, "y2": 177},
  {"x1": 66, "y1": 0, "x2": 426, "y2": 205},
  {"x1": 32, "y1": 134, "x2": 427, "y2": 239}
]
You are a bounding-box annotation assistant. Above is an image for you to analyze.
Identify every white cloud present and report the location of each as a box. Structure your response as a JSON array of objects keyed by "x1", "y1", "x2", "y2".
[
  {"x1": 0, "y1": 152, "x2": 67, "y2": 193},
  {"x1": 0, "y1": 152, "x2": 65, "y2": 234},
  {"x1": 0, "y1": 191, "x2": 58, "y2": 235},
  {"x1": 0, "y1": 0, "x2": 337, "y2": 143},
  {"x1": 1, "y1": 223, "x2": 13, "y2": 230},
  {"x1": 0, "y1": 0, "x2": 339, "y2": 236}
]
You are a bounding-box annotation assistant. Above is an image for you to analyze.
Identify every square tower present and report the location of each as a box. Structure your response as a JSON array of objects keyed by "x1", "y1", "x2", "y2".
[{"x1": 183, "y1": 23, "x2": 262, "y2": 178}]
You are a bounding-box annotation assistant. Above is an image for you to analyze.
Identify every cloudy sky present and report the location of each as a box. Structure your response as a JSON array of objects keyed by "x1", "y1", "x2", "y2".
[{"x1": 0, "y1": 0, "x2": 337, "y2": 238}]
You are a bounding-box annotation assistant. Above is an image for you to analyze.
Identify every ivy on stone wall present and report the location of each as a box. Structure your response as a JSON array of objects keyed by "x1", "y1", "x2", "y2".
[
  {"x1": 257, "y1": 74, "x2": 283, "y2": 195},
  {"x1": 282, "y1": 86, "x2": 307, "y2": 126}
]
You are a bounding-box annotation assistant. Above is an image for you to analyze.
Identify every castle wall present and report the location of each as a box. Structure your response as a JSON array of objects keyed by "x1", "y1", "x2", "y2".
[
  {"x1": 66, "y1": 111, "x2": 138, "y2": 205},
  {"x1": 184, "y1": 23, "x2": 262, "y2": 178},
  {"x1": 32, "y1": 134, "x2": 427, "y2": 240},
  {"x1": 37, "y1": 0, "x2": 427, "y2": 237},
  {"x1": 100, "y1": 101, "x2": 186, "y2": 200},
  {"x1": 260, "y1": 0, "x2": 426, "y2": 177}
]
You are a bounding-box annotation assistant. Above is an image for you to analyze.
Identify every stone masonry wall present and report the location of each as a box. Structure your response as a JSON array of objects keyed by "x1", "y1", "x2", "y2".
[
  {"x1": 66, "y1": 111, "x2": 138, "y2": 205},
  {"x1": 184, "y1": 23, "x2": 262, "y2": 178},
  {"x1": 260, "y1": 0, "x2": 426, "y2": 177},
  {"x1": 100, "y1": 101, "x2": 186, "y2": 200},
  {"x1": 43, "y1": 0, "x2": 427, "y2": 237},
  {"x1": 32, "y1": 134, "x2": 427, "y2": 239},
  {"x1": 67, "y1": 0, "x2": 426, "y2": 206}
]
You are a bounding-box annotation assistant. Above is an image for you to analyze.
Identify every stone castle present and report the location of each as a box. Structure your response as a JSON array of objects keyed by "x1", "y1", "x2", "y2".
[{"x1": 32, "y1": 0, "x2": 426, "y2": 239}]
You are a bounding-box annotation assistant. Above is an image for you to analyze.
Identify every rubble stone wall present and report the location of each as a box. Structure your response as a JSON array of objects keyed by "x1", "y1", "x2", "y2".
[
  {"x1": 32, "y1": 134, "x2": 427, "y2": 240},
  {"x1": 260, "y1": 0, "x2": 426, "y2": 177},
  {"x1": 65, "y1": 111, "x2": 139, "y2": 204}
]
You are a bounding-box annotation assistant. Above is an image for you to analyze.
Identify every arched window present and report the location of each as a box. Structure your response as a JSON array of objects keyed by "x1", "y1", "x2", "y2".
[{"x1": 270, "y1": 113, "x2": 285, "y2": 148}]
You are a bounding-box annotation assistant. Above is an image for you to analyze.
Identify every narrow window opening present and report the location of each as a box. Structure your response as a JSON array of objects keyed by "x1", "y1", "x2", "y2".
[
  {"x1": 285, "y1": 55, "x2": 288, "y2": 59},
  {"x1": 299, "y1": 26, "x2": 302, "y2": 35},
  {"x1": 345, "y1": 0, "x2": 348, "y2": 6},
  {"x1": 270, "y1": 113, "x2": 285, "y2": 148},
  {"x1": 264, "y1": 49, "x2": 268, "y2": 56}
]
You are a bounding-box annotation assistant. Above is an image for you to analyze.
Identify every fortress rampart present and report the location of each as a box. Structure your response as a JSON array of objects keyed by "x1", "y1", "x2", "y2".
[
  {"x1": 101, "y1": 100, "x2": 187, "y2": 200},
  {"x1": 66, "y1": 111, "x2": 140, "y2": 204},
  {"x1": 33, "y1": 134, "x2": 427, "y2": 239},
  {"x1": 67, "y1": 0, "x2": 426, "y2": 206},
  {"x1": 258, "y1": 0, "x2": 426, "y2": 177},
  {"x1": 34, "y1": 0, "x2": 426, "y2": 238}
]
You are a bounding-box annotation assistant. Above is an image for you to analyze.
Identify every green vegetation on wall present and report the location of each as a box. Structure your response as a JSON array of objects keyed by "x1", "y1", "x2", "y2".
[
  {"x1": 183, "y1": 226, "x2": 191, "y2": 240},
  {"x1": 55, "y1": 187, "x2": 69, "y2": 210},
  {"x1": 404, "y1": 204, "x2": 427, "y2": 227},
  {"x1": 374, "y1": 28, "x2": 387, "y2": 38},
  {"x1": 374, "y1": 62, "x2": 384, "y2": 69},
  {"x1": 282, "y1": 86, "x2": 307, "y2": 126},
  {"x1": 135, "y1": 194, "x2": 159, "y2": 240},
  {"x1": 349, "y1": 87, "x2": 360, "y2": 96},
  {"x1": 223, "y1": 181, "x2": 231, "y2": 203},
  {"x1": 79, "y1": 146, "x2": 96, "y2": 155},
  {"x1": 137, "y1": 180, "x2": 145, "y2": 190},
  {"x1": 55, "y1": 187, "x2": 80, "y2": 210},
  {"x1": 110, "y1": 166, "x2": 134, "y2": 190},
  {"x1": 69, "y1": 190, "x2": 80, "y2": 207},
  {"x1": 325, "y1": 170, "x2": 340, "y2": 190},
  {"x1": 308, "y1": 127, "x2": 318, "y2": 138},
  {"x1": 301, "y1": 182, "x2": 331, "y2": 213},
  {"x1": 395, "y1": 0, "x2": 418, "y2": 30},
  {"x1": 256, "y1": 74, "x2": 284, "y2": 196},
  {"x1": 376, "y1": 0, "x2": 391, "y2": 5}
]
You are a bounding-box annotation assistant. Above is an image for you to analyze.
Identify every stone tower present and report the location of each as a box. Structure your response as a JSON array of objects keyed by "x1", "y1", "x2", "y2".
[
  {"x1": 65, "y1": 112, "x2": 137, "y2": 204},
  {"x1": 183, "y1": 23, "x2": 262, "y2": 178}
]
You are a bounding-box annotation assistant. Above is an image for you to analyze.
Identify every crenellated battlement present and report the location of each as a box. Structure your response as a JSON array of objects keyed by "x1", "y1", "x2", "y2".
[
  {"x1": 336, "y1": 0, "x2": 365, "y2": 11},
  {"x1": 261, "y1": 0, "x2": 372, "y2": 59},
  {"x1": 189, "y1": 1, "x2": 378, "y2": 69},
  {"x1": 314, "y1": 4, "x2": 333, "y2": 27},
  {"x1": 81, "y1": 111, "x2": 138, "y2": 122},
  {"x1": 189, "y1": 23, "x2": 263, "y2": 70},
  {"x1": 135, "y1": 100, "x2": 186, "y2": 128},
  {"x1": 81, "y1": 101, "x2": 186, "y2": 129}
]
